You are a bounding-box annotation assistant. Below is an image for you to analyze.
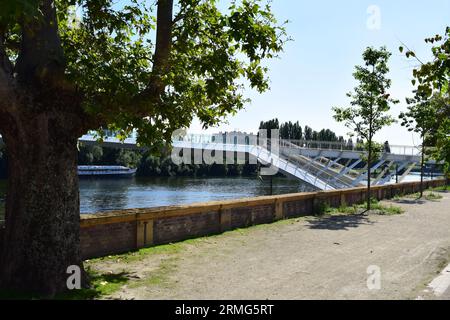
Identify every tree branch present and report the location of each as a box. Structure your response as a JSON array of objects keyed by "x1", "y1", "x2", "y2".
[
  {"x1": 173, "y1": 8, "x2": 187, "y2": 25},
  {"x1": 129, "y1": 0, "x2": 174, "y2": 114},
  {"x1": 15, "y1": 0, "x2": 66, "y2": 86},
  {"x1": 172, "y1": 0, "x2": 200, "y2": 26},
  {"x1": 149, "y1": 0, "x2": 173, "y2": 91},
  {"x1": 86, "y1": 0, "x2": 175, "y2": 130},
  {"x1": 399, "y1": 40, "x2": 425, "y2": 66}
]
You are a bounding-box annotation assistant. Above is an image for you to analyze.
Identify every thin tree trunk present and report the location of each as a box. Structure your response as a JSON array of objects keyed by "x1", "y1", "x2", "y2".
[
  {"x1": 420, "y1": 136, "x2": 425, "y2": 198},
  {"x1": 0, "y1": 115, "x2": 84, "y2": 296},
  {"x1": 367, "y1": 138, "x2": 372, "y2": 211}
]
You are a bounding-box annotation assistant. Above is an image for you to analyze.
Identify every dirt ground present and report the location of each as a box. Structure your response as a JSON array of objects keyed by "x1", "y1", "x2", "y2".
[{"x1": 88, "y1": 190, "x2": 450, "y2": 300}]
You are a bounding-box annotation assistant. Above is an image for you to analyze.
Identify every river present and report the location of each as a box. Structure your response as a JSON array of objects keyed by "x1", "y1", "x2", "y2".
[{"x1": 0, "y1": 177, "x2": 314, "y2": 215}]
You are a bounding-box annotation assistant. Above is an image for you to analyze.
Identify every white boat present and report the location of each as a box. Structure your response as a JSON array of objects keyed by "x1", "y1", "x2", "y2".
[{"x1": 77, "y1": 165, "x2": 137, "y2": 177}]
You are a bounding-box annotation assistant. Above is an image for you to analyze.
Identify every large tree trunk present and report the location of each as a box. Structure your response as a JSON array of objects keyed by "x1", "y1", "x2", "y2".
[{"x1": 0, "y1": 112, "x2": 84, "y2": 296}]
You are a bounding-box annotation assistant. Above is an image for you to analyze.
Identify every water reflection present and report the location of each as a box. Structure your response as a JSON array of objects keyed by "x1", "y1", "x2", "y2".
[
  {"x1": 79, "y1": 178, "x2": 130, "y2": 213},
  {"x1": 79, "y1": 177, "x2": 312, "y2": 213}
]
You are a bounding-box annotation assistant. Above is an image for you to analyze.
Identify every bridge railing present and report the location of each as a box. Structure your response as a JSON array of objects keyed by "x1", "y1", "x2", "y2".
[
  {"x1": 279, "y1": 138, "x2": 420, "y2": 156},
  {"x1": 175, "y1": 134, "x2": 422, "y2": 156},
  {"x1": 79, "y1": 132, "x2": 422, "y2": 157}
]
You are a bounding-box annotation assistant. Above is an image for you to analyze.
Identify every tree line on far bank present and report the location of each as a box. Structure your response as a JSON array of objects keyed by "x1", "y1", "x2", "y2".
[
  {"x1": 259, "y1": 118, "x2": 367, "y2": 148},
  {"x1": 79, "y1": 144, "x2": 261, "y2": 177}
]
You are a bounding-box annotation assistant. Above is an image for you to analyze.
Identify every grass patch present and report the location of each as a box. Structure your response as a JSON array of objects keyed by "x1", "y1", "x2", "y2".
[
  {"x1": 392, "y1": 194, "x2": 404, "y2": 201},
  {"x1": 89, "y1": 242, "x2": 186, "y2": 265},
  {"x1": 0, "y1": 268, "x2": 130, "y2": 300},
  {"x1": 425, "y1": 192, "x2": 443, "y2": 201},
  {"x1": 370, "y1": 202, "x2": 404, "y2": 215},
  {"x1": 400, "y1": 190, "x2": 444, "y2": 201},
  {"x1": 318, "y1": 203, "x2": 359, "y2": 216},
  {"x1": 319, "y1": 199, "x2": 404, "y2": 216},
  {"x1": 56, "y1": 269, "x2": 130, "y2": 300},
  {"x1": 429, "y1": 184, "x2": 450, "y2": 192}
]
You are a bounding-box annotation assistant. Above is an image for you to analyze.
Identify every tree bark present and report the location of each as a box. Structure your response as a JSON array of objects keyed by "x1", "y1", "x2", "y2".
[
  {"x1": 420, "y1": 137, "x2": 425, "y2": 198},
  {"x1": 367, "y1": 138, "x2": 372, "y2": 211},
  {"x1": 0, "y1": 110, "x2": 84, "y2": 296}
]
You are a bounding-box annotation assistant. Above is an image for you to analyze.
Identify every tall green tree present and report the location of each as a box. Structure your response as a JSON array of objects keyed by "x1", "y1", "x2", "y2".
[
  {"x1": 259, "y1": 118, "x2": 280, "y2": 131},
  {"x1": 259, "y1": 118, "x2": 279, "y2": 142},
  {"x1": 399, "y1": 96, "x2": 440, "y2": 197},
  {"x1": 400, "y1": 27, "x2": 450, "y2": 175},
  {"x1": 303, "y1": 125, "x2": 312, "y2": 141},
  {"x1": 333, "y1": 47, "x2": 398, "y2": 210},
  {"x1": 0, "y1": 0, "x2": 286, "y2": 295},
  {"x1": 279, "y1": 120, "x2": 302, "y2": 140}
]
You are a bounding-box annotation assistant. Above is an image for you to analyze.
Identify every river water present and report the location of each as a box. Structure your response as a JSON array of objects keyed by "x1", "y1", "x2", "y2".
[
  {"x1": 78, "y1": 177, "x2": 313, "y2": 213},
  {"x1": 0, "y1": 173, "x2": 441, "y2": 215},
  {"x1": 0, "y1": 177, "x2": 313, "y2": 215}
]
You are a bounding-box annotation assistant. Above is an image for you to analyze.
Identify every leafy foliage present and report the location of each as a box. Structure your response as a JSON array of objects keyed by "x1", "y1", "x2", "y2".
[
  {"x1": 400, "y1": 27, "x2": 450, "y2": 173},
  {"x1": 47, "y1": 0, "x2": 287, "y2": 148},
  {"x1": 1, "y1": 0, "x2": 287, "y2": 144},
  {"x1": 399, "y1": 94, "x2": 441, "y2": 156},
  {"x1": 259, "y1": 118, "x2": 349, "y2": 143},
  {"x1": 279, "y1": 121, "x2": 302, "y2": 140},
  {"x1": 333, "y1": 47, "x2": 398, "y2": 143}
]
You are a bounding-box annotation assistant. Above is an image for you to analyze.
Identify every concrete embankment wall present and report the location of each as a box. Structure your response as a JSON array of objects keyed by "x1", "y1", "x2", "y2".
[
  {"x1": 0, "y1": 179, "x2": 447, "y2": 259},
  {"x1": 78, "y1": 178, "x2": 447, "y2": 259}
]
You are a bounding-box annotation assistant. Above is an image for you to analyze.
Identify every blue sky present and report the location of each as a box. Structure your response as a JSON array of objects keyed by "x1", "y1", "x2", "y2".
[{"x1": 189, "y1": 0, "x2": 450, "y2": 146}]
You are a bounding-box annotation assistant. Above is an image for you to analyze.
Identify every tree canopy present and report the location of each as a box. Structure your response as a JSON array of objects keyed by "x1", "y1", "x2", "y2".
[
  {"x1": 333, "y1": 47, "x2": 398, "y2": 142},
  {"x1": 400, "y1": 27, "x2": 450, "y2": 173},
  {"x1": 0, "y1": 0, "x2": 287, "y2": 146}
]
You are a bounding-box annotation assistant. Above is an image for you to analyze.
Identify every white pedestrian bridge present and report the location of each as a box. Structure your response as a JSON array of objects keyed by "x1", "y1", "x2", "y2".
[
  {"x1": 0, "y1": 133, "x2": 438, "y2": 191},
  {"x1": 76, "y1": 133, "x2": 436, "y2": 191}
]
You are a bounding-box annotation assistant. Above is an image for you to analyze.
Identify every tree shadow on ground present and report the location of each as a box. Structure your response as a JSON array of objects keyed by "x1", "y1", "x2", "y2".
[
  {"x1": 0, "y1": 271, "x2": 131, "y2": 300},
  {"x1": 390, "y1": 198, "x2": 427, "y2": 205},
  {"x1": 433, "y1": 189, "x2": 449, "y2": 193},
  {"x1": 305, "y1": 214, "x2": 374, "y2": 231},
  {"x1": 58, "y1": 271, "x2": 131, "y2": 300}
]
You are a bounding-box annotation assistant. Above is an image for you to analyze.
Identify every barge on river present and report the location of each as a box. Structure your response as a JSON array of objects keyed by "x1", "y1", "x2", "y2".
[{"x1": 77, "y1": 165, "x2": 137, "y2": 177}]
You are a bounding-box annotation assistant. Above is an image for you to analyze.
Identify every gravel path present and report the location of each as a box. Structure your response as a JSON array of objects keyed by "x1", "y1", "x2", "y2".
[{"x1": 90, "y1": 190, "x2": 450, "y2": 300}]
